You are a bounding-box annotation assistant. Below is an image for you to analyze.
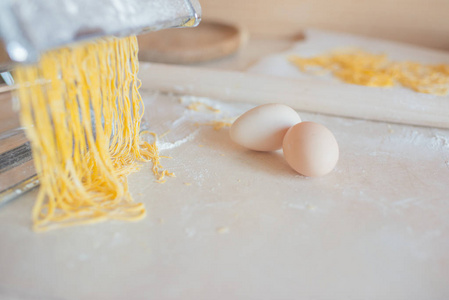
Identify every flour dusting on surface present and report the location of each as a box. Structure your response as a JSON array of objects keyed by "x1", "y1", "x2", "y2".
[{"x1": 157, "y1": 130, "x2": 199, "y2": 151}]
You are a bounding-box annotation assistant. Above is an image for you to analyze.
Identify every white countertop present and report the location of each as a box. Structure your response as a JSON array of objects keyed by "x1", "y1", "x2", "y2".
[{"x1": 0, "y1": 31, "x2": 448, "y2": 299}]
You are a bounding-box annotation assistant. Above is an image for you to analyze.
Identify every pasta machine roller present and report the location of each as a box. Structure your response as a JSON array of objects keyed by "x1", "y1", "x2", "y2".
[{"x1": 0, "y1": 0, "x2": 201, "y2": 205}]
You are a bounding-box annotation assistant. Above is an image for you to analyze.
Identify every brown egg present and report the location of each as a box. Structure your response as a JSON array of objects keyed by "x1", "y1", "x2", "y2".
[
  {"x1": 283, "y1": 122, "x2": 339, "y2": 177},
  {"x1": 230, "y1": 103, "x2": 301, "y2": 151}
]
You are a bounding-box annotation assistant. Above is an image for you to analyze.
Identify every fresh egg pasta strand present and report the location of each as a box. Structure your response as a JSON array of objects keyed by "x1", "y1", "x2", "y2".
[{"x1": 14, "y1": 36, "x2": 161, "y2": 231}]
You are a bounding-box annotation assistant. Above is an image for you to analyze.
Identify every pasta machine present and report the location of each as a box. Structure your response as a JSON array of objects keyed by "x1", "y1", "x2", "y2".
[{"x1": 0, "y1": 0, "x2": 202, "y2": 204}]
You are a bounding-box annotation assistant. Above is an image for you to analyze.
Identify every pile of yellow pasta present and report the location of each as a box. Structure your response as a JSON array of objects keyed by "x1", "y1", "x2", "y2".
[
  {"x1": 14, "y1": 36, "x2": 169, "y2": 232},
  {"x1": 289, "y1": 49, "x2": 449, "y2": 96}
]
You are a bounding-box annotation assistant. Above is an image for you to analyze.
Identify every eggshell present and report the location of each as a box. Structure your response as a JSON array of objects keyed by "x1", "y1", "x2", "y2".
[
  {"x1": 283, "y1": 121, "x2": 339, "y2": 177},
  {"x1": 230, "y1": 104, "x2": 301, "y2": 151}
]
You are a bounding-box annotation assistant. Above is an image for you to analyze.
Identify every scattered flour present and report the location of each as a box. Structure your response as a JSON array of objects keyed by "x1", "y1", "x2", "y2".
[
  {"x1": 431, "y1": 134, "x2": 449, "y2": 149},
  {"x1": 157, "y1": 130, "x2": 199, "y2": 151}
]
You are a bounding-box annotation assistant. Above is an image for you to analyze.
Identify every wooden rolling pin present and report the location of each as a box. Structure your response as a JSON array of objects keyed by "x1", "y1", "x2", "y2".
[{"x1": 139, "y1": 63, "x2": 449, "y2": 129}]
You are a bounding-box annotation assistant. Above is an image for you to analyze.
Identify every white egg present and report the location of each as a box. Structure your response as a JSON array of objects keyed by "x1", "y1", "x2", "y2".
[
  {"x1": 283, "y1": 121, "x2": 339, "y2": 177},
  {"x1": 230, "y1": 103, "x2": 301, "y2": 151}
]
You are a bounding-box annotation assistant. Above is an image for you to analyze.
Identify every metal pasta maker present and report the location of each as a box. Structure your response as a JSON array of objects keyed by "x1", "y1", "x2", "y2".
[{"x1": 0, "y1": 0, "x2": 201, "y2": 205}]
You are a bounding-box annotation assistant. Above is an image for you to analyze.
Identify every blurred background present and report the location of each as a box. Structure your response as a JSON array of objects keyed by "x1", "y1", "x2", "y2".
[
  {"x1": 135, "y1": 0, "x2": 449, "y2": 72},
  {"x1": 200, "y1": 0, "x2": 449, "y2": 50}
]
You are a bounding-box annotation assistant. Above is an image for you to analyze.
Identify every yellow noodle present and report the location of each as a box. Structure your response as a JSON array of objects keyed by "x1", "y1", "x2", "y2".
[
  {"x1": 14, "y1": 36, "x2": 167, "y2": 232},
  {"x1": 186, "y1": 101, "x2": 220, "y2": 113},
  {"x1": 289, "y1": 49, "x2": 449, "y2": 95}
]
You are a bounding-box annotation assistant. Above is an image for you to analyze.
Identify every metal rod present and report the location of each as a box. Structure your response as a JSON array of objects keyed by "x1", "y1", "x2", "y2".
[
  {"x1": 0, "y1": 84, "x2": 15, "y2": 94},
  {"x1": 0, "y1": 79, "x2": 52, "y2": 95}
]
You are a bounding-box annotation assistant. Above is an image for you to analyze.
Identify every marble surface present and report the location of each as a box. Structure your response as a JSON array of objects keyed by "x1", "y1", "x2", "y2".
[{"x1": 0, "y1": 90, "x2": 448, "y2": 299}]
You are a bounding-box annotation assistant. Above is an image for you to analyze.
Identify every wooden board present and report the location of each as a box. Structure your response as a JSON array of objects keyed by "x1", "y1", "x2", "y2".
[
  {"x1": 138, "y1": 30, "x2": 449, "y2": 129},
  {"x1": 137, "y1": 20, "x2": 248, "y2": 64},
  {"x1": 139, "y1": 63, "x2": 449, "y2": 129}
]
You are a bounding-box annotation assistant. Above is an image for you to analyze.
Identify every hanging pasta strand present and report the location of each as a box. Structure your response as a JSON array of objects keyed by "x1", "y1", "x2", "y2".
[{"x1": 14, "y1": 36, "x2": 167, "y2": 232}]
